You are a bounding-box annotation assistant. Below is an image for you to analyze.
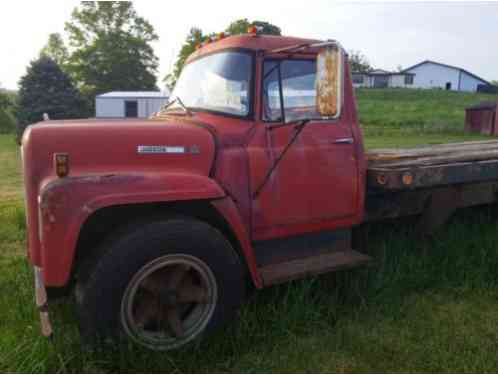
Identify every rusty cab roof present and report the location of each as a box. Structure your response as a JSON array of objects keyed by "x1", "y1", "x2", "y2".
[{"x1": 185, "y1": 34, "x2": 322, "y2": 64}]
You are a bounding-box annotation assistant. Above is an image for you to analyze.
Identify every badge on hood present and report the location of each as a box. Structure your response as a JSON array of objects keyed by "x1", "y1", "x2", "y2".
[{"x1": 137, "y1": 145, "x2": 200, "y2": 154}]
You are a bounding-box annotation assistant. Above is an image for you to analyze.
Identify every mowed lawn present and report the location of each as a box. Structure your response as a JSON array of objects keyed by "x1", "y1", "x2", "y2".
[{"x1": 1, "y1": 89, "x2": 498, "y2": 373}]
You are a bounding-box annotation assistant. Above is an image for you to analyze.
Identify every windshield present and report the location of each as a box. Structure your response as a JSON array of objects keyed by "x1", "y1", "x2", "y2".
[{"x1": 169, "y1": 51, "x2": 252, "y2": 117}]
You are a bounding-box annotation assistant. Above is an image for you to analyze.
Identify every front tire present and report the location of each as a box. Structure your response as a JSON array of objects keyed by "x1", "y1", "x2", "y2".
[{"x1": 76, "y1": 217, "x2": 246, "y2": 351}]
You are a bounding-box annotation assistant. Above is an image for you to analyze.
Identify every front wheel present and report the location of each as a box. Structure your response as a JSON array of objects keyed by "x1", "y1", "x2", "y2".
[{"x1": 76, "y1": 217, "x2": 246, "y2": 351}]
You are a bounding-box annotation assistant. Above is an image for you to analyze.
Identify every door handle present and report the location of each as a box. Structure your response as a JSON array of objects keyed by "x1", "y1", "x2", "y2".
[{"x1": 333, "y1": 137, "x2": 354, "y2": 144}]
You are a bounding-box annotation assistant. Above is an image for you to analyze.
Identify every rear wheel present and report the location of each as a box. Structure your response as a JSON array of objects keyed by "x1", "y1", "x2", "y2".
[{"x1": 76, "y1": 217, "x2": 246, "y2": 351}]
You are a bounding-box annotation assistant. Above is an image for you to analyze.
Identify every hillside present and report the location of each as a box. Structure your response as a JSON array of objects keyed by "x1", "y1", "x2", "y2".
[
  {"x1": 356, "y1": 88, "x2": 497, "y2": 131},
  {"x1": 356, "y1": 88, "x2": 497, "y2": 148}
]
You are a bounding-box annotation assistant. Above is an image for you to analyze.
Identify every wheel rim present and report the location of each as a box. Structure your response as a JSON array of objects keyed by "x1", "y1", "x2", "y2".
[{"x1": 120, "y1": 254, "x2": 218, "y2": 350}]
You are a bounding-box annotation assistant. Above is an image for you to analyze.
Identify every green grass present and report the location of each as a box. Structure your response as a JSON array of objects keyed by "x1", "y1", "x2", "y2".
[
  {"x1": 358, "y1": 88, "x2": 497, "y2": 149},
  {"x1": 357, "y1": 88, "x2": 497, "y2": 131},
  {"x1": 1, "y1": 89, "x2": 498, "y2": 372}
]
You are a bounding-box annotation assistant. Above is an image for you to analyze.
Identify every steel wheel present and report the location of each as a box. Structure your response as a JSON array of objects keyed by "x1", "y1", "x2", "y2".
[{"x1": 120, "y1": 254, "x2": 218, "y2": 350}]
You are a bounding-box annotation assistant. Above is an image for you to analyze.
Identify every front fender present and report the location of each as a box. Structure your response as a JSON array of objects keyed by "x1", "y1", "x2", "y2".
[{"x1": 39, "y1": 173, "x2": 226, "y2": 286}]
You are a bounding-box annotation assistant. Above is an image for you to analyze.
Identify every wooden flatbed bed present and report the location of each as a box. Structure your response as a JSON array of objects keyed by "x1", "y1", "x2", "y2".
[{"x1": 366, "y1": 140, "x2": 498, "y2": 191}]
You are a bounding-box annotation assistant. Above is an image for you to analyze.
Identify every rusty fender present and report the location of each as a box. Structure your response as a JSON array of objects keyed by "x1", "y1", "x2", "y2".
[{"x1": 38, "y1": 173, "x2": 226, "y2": 286}]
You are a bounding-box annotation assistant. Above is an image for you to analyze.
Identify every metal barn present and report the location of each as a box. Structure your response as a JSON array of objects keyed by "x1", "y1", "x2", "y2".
[
  {"x1": 402, "y1": 60, "x2": 490, "y2": 92},
  {"x1": 95, "y1": 91, "x2": 169, "y2": 119}
]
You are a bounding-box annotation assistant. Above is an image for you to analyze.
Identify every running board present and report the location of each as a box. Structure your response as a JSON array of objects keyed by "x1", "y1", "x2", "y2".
[{"x1": 259, "y1": 250, "x2": 372, "y2": 286}]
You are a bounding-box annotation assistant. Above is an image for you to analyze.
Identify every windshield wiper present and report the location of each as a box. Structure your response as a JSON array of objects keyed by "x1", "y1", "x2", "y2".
[
  {"x1": 175, "y1": 97, "x2": 193, "y2": 116},
  {"x1": 161, "y1": 96, "x2": 193, "y2": 116}
]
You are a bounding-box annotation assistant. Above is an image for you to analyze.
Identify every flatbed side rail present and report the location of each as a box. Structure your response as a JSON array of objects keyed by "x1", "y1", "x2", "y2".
[{"x1": 368, "y1": 159, "x2": 498, "y2": 191}]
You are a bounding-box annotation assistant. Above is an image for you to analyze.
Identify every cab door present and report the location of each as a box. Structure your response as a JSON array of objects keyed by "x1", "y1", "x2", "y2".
[{"x1": 249, "y1": 58, "x2": 359, "y2": 240}]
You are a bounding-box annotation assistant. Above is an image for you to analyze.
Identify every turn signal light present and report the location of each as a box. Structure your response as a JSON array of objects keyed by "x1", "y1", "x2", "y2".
[
  {"x1": 54, "y1": 153, "x2": 69, "y2": 178},
  {"x1": 247, "y1": 26, "x2": 257, "y2": 34},
  {"x1": 402, "y1": 172, "x2": 413, "y2": 186}
]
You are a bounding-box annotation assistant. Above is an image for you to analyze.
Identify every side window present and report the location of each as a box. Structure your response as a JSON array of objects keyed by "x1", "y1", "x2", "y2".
[
  {"x1": 262, "y1": 59, "x2": 319, "y2": 122},
  {"x1": 281, "y1": 60, "x2": 318, "y2": 122},
  {"x1": 263, "y1": 61, "x2": 282, "y2": 121}
]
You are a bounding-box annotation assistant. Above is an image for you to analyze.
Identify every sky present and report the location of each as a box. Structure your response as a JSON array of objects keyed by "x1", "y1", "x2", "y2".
[{"x1": 1, "y1": 1, "x2": 497, "y2": 90}]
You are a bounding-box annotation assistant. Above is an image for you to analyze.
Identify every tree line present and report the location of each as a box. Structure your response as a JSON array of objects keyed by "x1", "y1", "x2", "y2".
[
  {"x1": 12, "y1": 1, "x2": 378, "y2": 140},
  {"x1": 16, "y1": 2, "x2": 159, "y2": 137},
  {"x1": 14, "y1": 1, "x2": 283, "y2": 138}
]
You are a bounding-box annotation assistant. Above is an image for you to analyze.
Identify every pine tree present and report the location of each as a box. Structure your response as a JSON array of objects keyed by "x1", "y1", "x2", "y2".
[{"x1": 17, "y1": 56, "x2": 86, "y2": 136}]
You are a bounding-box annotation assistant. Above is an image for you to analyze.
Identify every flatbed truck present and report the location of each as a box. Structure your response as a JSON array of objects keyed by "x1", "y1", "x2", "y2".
[{"x1": 21, "y1": 31, "x2": 498, "y2": 350}]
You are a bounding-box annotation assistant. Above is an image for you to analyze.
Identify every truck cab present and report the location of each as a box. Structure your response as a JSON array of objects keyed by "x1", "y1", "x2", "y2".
[{"x1": 22, "y1": 32, "x2": 370, "y2": 350}]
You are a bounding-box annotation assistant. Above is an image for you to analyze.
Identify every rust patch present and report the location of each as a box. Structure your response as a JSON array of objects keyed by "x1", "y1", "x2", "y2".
[{"x1": 39, "y1": 174, "x2": 145, "y2": 230}]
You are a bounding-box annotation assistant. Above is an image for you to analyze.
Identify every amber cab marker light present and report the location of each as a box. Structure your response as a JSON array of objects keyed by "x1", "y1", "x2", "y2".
[
  {"x1": 54, "y1": 153, "x2": 69, "y2": 177},
  {"x1": 402, "y1": 172, "x2": 414, "y2": 186}
]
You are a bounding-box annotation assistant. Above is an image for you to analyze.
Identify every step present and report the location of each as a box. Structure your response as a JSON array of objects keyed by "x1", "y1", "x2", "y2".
[{"x1": 259, "y1": 250, "x2": 372, "y2": 286}]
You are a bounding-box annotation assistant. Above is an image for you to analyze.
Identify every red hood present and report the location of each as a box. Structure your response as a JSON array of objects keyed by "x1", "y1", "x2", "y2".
[
  {"x1": 22, "y1": 117, "x2": 216, "y2": 183},
  {"x1": 21, "y1": 117, "x2": 217, "y2": 266}
]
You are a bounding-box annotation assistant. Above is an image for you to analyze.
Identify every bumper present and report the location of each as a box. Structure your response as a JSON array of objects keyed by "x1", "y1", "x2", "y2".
[{"x1": 33, "y1": 266, "x2": 53, "y2": 338}]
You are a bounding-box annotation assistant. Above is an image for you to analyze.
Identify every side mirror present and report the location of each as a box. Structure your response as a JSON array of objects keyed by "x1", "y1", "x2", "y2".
[{"x1": 316, "y1": 46, "x2": 343, "y2": 118}]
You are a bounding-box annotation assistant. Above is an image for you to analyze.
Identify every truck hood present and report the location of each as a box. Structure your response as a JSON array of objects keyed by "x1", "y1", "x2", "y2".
[{"x1": 22, "y1": 117, "x2": 217, "y2": 183}]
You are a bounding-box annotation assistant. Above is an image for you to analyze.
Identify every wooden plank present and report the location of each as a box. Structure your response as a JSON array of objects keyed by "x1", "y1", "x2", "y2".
[
  {"x1": 369, "y1": 140, "x2": 498, "y2": 156},
  {"x1": 368, "y1": 149, "x2": 498, "y2": 168},
  {"x1": 367, "y1": 140, "x2": 498, "y2": 164}
]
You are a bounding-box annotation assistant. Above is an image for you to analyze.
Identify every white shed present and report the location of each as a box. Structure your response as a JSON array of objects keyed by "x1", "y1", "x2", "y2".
[
  {"x1": 402, "y1": 60, "x2": 490, "y2": 92},
  {"x1": 95, "y1": 91, "x2": 169, "y2": 118}
]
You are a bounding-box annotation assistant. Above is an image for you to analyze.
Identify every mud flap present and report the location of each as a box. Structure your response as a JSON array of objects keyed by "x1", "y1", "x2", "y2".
[{"x1": 417, "y1": 188, "x2": 458, "y2": 235}]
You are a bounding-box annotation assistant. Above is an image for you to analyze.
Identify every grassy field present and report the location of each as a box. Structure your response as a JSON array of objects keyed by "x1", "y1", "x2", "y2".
[
  {"x1": 1, "y1": 89, "x2": 498, "y2": 372},
  {"x1": 359, "y1": 88, "x2": 495, "y2": 148},
  {"x1": 357, "y1": 88, "x2": 497, "y2": 130}
]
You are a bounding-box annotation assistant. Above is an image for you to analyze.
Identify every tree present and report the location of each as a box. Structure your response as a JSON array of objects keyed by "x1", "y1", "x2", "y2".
[
  {"x1": 16, "y1": 56, "x2": 86, "y2": 137},
  {"x1": 0, "y1": 90, "x2": 11, "y2": 111},
  {"x1": 348, "y1": 50, "x2": 372, "y2": 73},
  {"x1": 166, "y1": 27, "x2": 205, "y2": 89},
  {"x1": 166, "y1": 19, "x2": 281, "y2": 86},
  {"x1": 64, "y1": 2, "x2": 159, "y2": 105},
  {"x1": 41, "y1": 33, "x2": 69, "y2": 67},
  {"x1": 0, "y1": 90, "x2": 16, "y2": 134},
  {"x1": 225, "y1": 18, "x2": 281, "y2": 36},
  {"x1": 0, "y1": 83, "x2": 17, "y2": 134},
  {"x1": 492, "y1": 80, "x2": 498, "y2": 86}
]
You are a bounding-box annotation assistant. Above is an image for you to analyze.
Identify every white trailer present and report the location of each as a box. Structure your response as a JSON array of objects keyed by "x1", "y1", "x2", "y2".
[{"x1": 95, "y1": 91, "x2": 169, "y2": 118}]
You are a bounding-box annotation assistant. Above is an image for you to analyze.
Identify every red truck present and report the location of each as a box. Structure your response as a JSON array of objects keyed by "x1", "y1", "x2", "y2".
[{"x1": 22, "y1": 31, "x2": 498, "y2": 350}]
